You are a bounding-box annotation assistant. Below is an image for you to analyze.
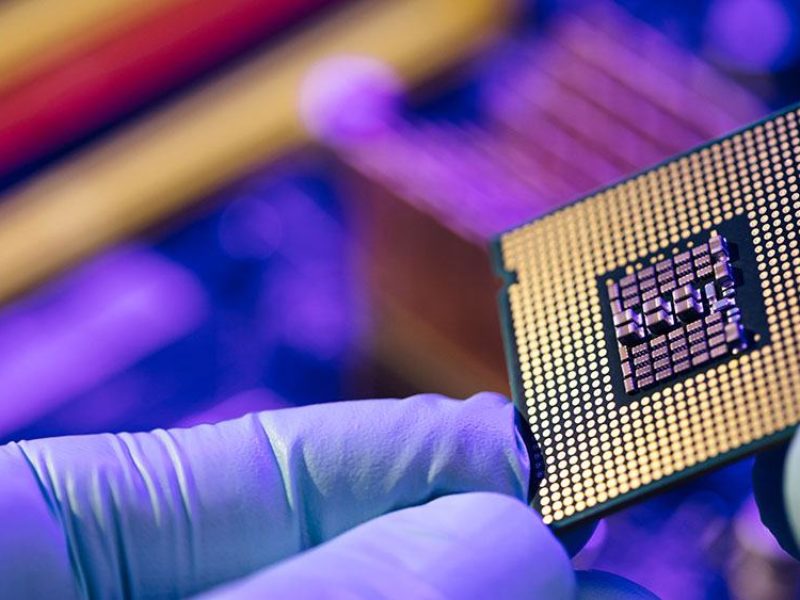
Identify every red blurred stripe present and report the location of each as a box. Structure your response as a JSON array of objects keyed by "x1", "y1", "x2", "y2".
[{"x1": 0, "y1": 0, "x2": 332, "y2": 176}]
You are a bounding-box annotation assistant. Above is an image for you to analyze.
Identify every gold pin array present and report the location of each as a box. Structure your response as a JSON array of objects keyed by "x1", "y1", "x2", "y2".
[{"x1": 499, "y1": 109, "x2": 800, "y2": 526}]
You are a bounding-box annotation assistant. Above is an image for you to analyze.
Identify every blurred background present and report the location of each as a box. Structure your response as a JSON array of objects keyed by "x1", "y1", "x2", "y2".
[{"x1": 1, "y1": 0, "x2": 799, "y2": 597}]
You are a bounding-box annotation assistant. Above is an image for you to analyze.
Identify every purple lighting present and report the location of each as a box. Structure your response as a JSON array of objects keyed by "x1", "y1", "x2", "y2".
[
  {"x1": 0, "y1": 248, "x2": 207, "y2": 436},
  {"x1": 303, "y1": 2, "x2": 766, "y2": 243},
  {"x1": 705, "y1": 0, "x2": 797, "y2": 71},
  {"x1": 300, "y1": 55, "x2": 403, "y2": 145},
  {"x1": 178, "y1": 388, "x2": 289, "y2": 427}
]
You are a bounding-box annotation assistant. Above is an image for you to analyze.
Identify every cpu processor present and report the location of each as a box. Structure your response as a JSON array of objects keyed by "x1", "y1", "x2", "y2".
[{"x1": 493, "y1": 105, "x2": 800, "y2": 529}]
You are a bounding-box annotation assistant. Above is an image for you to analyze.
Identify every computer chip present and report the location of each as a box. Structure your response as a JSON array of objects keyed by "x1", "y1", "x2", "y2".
[{"x1": 492, "y1": 106, "x2": 800, "y2": 530}]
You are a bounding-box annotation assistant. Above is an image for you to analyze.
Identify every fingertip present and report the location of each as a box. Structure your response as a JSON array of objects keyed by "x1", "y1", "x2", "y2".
[
  {"x1": 434, "y1": 392, "x2": 531, "y2": 502},
  {"x1": 753, "y1": 440, "x2": 800, "y2": 559},
  {"x1": 556, "y1": 521, "x2": 598, "y2": 558},
  {"x1": 784, "y1": 432, "x2": 800, "y2": 555},
  {"x1": 199, "y1": 492, "x2": 577, "y2": 600},
  {"x1": 460, "y1": 492, "x2": 560, "y2": 555},
  {"x1": 451, "y1": 492, "x2": 575, "y2": 599},
  {"x1": 375, "y1": 492, "x2": 576, "y2": 600}
]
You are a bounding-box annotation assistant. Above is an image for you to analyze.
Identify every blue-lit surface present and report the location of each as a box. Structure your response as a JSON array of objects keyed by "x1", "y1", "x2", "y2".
[
  {"x1": 4, "y1": 0, "x2": 800, "y2": 597},
  {"x1": 0, "y1": 159, "x2": 360, "y2": 443}
]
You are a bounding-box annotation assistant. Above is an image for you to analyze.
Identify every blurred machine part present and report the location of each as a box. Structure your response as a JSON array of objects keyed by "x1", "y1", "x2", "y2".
[
  {"x1": 329, "y1": 2, "x2": 766, "y2": 240},
  {"x1": 308, "y1": 1, "x2": 767, "y2": 396},
  {"x1": 728, "y1": 495, "x2": 800, "y2": 599},
  {"x1": 2, "y1": 0, "x2": 800, "y2": 597},
  {"x1": 0, "y1": 0, "x2": 507, "y2": 308},
  {"x1": 300, "y1": 3, "x2": 800, "y2": 597},
  {"x1": 0, "y1": 161, "x2": 360, "y2": 444},
  {"x1": 0, "y1": 247, "x2": 207, "y2": 435}
]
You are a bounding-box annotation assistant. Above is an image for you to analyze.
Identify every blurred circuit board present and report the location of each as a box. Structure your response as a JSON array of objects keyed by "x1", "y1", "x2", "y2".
[
  {"x1": 0, "y1": 160, "x2": 358, "y2": 443},
  {"x1": 7, "y1": 0, "x2": 800, "y2": 596},
  {"x1": 331, "y1": 0, "x2": 767, "y2": 403},
  {"x1": 493, "y1": 105, "x2": 800, "y2": 529}
]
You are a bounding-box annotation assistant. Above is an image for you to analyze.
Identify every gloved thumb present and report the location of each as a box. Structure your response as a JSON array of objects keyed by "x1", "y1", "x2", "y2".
[
  {"x1": 753, "y1": 432, "x2": 800, "y2": 559},
  {"x1": 197, "y1": 492, "x2": 575, "y2": 600}
]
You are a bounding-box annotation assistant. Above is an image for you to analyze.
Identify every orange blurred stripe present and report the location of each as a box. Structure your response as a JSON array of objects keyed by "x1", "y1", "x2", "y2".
[
  {"x1": 0, "y1": 0, "x2": 509, "y2": 305},
  {"x1": 0, "y1": 0, "x2": 332, "y2": 175},
  {"x1": 0, "y1": 0, "x2": 184, "y2": 91}
]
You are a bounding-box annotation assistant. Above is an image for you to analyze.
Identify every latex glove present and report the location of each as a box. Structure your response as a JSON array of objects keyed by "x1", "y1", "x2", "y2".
[
  {"x1": 0, "y1": 393, "x2": 574, "y2": 598},
  {"x1": 0, "y1": 392, "x2": 656, "y2": 599},
  {"x1": 753, "y1": 431, "x2": 800, "y2": 558}
]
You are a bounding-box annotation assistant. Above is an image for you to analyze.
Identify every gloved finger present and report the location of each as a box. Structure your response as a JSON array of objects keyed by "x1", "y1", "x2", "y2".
[
  {"x1": 557, "y1": 522, "x2": 598, "y2": 558},
  {"x1": 196, "y1": 492, "x2": 575, "y2": 600},
  {"x1": 4, "y1": 392, "x2": 529, "y2": 598},
  {"x1": 753, "y1": 432, "x2": 800, "y2": 559},
  {"x1": 575, "y1": 570, "x2": 659, "y2": 599},
  {"x1": 515, "y1": 406, "x2": 598, "y2": 558}
]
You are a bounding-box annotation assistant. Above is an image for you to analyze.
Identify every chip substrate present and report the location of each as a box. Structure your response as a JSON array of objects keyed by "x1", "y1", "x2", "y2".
[{"x1": 492, "y1": 106, "x2": 800, "y2": 529}]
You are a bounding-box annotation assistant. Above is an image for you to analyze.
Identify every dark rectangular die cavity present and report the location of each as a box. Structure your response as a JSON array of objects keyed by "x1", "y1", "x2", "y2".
[{"x1": 607, "y1": 229, "x2": 747, "y2": 395}]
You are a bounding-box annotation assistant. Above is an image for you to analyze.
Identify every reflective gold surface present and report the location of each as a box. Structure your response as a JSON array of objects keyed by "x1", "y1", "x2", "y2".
[{"x1": 499, "y1": 109, "x2": 800, "y2": 526}]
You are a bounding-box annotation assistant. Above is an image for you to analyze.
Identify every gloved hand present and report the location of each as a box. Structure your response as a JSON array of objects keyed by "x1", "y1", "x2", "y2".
[
  {"x1": 754, "y1": 432, "x2": 800, "y2": 559},
  {"x1": 0, "y1": 393, "x2": 653, "y2": 599}
]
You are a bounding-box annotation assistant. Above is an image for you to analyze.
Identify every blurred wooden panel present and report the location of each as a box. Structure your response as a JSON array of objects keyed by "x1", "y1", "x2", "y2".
[
  {"x1": 0, "y1": 0, "x2": 509, "y2": 307},
  {"x1": 351, "y1": 174, "x2": 509, "y2": 397}
]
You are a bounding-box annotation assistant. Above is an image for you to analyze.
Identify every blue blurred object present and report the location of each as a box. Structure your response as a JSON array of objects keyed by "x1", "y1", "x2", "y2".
[
  {"x1": 0, "y1": 158, "x2": 360, "y2": 444},
  {"x1": 0, "y1": 393, "x2": 577, "y2": 598},
  {"x1": 4, "y1": 0, "x2": 800, "y2": 597}
]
